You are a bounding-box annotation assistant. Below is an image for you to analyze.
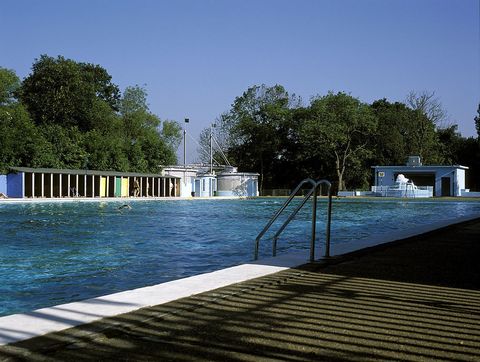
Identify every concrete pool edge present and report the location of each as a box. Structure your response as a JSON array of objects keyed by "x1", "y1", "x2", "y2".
[
  {"x1": 1, "y1": 213, "x2": 479, "y2": 346},
  {"x1": 0, "y1": 252, "x2": 309, "y2": 346}
]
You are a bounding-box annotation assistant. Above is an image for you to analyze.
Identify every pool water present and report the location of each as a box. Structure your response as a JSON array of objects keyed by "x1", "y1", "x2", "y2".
[{"x1": 0, "y1": 198, "x2": 479, "y2": 316}]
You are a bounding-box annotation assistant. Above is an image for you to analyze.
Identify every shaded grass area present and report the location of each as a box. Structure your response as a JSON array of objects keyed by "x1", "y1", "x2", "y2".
[{"x1": 1, "y1": 219, "x2": 479, "y2": 361}]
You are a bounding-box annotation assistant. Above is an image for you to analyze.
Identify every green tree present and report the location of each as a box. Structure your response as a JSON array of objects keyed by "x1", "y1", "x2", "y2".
[
  {"x1": 0, "y1": 68, "x2": 57, "y2": 172},
  {"x1": 371, "y1": 99, "x2": 442, "y2": 166},
  {"x1": 18, "y1": 55, "x2": 120, "y2": 131},
  {"x1": 38, "y1": 124, "x2": 86, "y2": 168},
  {"x1": 0, "y1": 67, "x2": 20, "y2": 105},
  {"x1": 119, "y1": 85, "x2": 179, "y2": 171},
  {"x1": 222, "y1": 84, "x2": 297, "y2": 192},
  {"x1": 300, "y1": 92, "x2": 377, "y2": 191},
  {"x1": 161, "y1": 120, "x2": 182, "y2": 155}
]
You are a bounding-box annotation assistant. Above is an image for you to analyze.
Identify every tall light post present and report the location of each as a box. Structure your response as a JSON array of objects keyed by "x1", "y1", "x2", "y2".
[
  {"x1": 210, "y1": 123, "x2": 216, "y2": 174},
  {"x1": 183, "y1": 118, "x2": 189, "y2": 168}
]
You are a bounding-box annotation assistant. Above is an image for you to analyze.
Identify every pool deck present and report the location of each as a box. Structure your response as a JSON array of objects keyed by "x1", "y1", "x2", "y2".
[{"x1": 1, "y1": 218, "x2": 479, "y2": 361}]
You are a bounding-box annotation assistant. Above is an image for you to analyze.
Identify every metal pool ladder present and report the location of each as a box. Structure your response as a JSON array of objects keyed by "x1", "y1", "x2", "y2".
[{"x1": 254, "y1": 178, "x2": 333, "y2": 262}]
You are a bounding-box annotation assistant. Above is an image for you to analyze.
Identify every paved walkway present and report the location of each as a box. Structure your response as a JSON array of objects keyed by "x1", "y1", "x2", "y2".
[{"x1": 1, "y1": 218, "x2": 479, "y2": 361}]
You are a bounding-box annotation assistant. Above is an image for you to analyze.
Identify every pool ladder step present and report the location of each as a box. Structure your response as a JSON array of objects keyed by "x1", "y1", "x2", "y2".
[{"x1": 254, "y1": 178, "x2": 332, "y2": 262}]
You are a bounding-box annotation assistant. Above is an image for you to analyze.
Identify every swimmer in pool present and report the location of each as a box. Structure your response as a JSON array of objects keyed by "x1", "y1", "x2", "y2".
[{"x1": 118, "y1": 204, "x2": 132, "y2": 210}]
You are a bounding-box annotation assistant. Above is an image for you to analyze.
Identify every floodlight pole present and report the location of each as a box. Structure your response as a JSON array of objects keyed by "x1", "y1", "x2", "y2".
[
  {"x1": 210, "y1": 123, "x2": 216, "y2": 174},
  {"x1": 210, "y1": 125, "x2": 213, "y2": 174},
  {"x1": 184, "y1": 118, "x2": 189, "y2": 168}
]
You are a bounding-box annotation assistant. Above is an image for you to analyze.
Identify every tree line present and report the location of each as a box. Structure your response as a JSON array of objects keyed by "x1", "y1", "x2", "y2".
[
  {"x1": 2, "y1": 57, "x2": 479, "y2": 193},
  {"x1": 202, "y1": 84, "x2": 480, "y2": 193},
  {"x1": 0, "y1": 55, "x2": 182, "y2": 174}
]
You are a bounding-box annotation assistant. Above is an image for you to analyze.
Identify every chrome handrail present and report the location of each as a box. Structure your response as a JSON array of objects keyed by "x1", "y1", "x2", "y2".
[
  {"x1": 254, "y1": 178, "x2": 316, "y2": 260},
  {"x1": 254, "y1": 178, "x2": 333, "y2": 262}
]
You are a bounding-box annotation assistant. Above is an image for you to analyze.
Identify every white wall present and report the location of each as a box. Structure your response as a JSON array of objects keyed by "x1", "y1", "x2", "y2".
[
  {"x1": 373, "y1": 166, "x2": 467, "y2": 197},
  {"x1": 195, "y1": 176, "x2": 216, "y2": 197},
  {"x1": 163, "y1": 168, "x2": 197, "y2": 197}
]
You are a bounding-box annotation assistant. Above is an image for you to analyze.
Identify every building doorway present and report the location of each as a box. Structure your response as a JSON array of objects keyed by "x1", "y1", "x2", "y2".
[{"x1": 441, "y1": 177, "x2": 451, "y2": 197}]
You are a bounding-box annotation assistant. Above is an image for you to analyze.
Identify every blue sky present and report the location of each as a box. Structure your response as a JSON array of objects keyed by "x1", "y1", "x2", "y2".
[{"x1": 1, "y1": 0, "x2": 479, "y2": 162}]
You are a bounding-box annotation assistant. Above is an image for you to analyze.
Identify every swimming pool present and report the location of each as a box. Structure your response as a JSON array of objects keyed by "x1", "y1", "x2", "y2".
[{"x1": 1, "y1": 198, "x2": 479, "y2": 317}]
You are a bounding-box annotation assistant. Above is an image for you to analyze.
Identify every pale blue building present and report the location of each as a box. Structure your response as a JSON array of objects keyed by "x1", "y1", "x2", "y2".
[
  {"x1": 372, "y1": 156, "x2": 468, "y2": 197},
  {"x1": 0, "y1": 175, "x2": 7, "y2": 196}
]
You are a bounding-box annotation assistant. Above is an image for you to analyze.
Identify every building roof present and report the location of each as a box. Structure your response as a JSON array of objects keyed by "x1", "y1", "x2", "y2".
[
  {"x1": 9, "y1": 167, "x2": 180, "y2": 178},
  {"x1": 371, "y1": 165, "x2": 469, "y2": 170}
]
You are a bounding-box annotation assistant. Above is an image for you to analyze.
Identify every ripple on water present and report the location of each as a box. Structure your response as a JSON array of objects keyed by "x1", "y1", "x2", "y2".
[{"x1": 0, "y1": 198, "x2": 479, "y2": 316}]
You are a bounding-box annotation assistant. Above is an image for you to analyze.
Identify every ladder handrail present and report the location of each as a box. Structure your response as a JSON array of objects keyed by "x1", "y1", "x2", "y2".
[
  {"x1": 254, "y1": 178, "x2": 317, "y2": 260},
  {"x1": 254, "y1": 178, "x2": 333, "y2": 262},
  {"x1": 272, "y1": 179, "x2": 332, "y2": 260},
  {"x1": 272, "y1": 187, "x2": 315, "y2": 256}
]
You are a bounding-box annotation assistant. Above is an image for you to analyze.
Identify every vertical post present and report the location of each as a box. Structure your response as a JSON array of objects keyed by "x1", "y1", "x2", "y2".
[
  {"x1": 106, "y1": 176, "x2": 109, "y2": 198},
  {"x1": 325, "y1": 187, "x2": 333, "y2": 258},
  {"x1": 32, "y1": 172, "x2": 35, "y2": 198},
  {"x1": 84, "y1": 174, "x2": 87, "y2": 197},
  {"x1": 183, "y1": 118, "x2": 189, "y2": 167},
  {"x1": 50, "y1": 173, "x2": 53, "y2": 198},
  {"x1": 210, "y1": 125, "x2": 213, "y2": 174},
  {"x1": 310, "y1": 185, "x2": 318, "y2": 262},
  {"x1": 76, "y1": 174, "x2": 79, "y2": 197},
  {"x1": 68, "y1": 174, "x2": 71, "y2": 197},
  {"x1": 22, "y1": 172, "x2": 25, "y2": 198},
  {"x1": 41, "y1": 173, "x2": 44, "y2": 198},
  {"x1": 59, "y1": 174, "x2": 62, "y2": 197},
  {"x1": 92, "y1": 175, "x2": 95, "y2": 198}
]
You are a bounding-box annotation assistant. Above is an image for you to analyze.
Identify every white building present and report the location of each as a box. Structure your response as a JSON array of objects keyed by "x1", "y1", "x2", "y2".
[
  {"x1": 372, "y1": 156, "x2": 468, "y2": 197},
  {"x1": 162, "y1": 165, "x2": 259, "y2": 198},
  {"x1": 216, "y1": 166, "x2": 259, "y2": 197},
  {"x1": 162, "y1": 166, "x2": 198, "y2": 197}
]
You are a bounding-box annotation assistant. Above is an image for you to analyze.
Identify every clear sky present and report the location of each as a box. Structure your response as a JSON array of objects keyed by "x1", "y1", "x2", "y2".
[{"x1": 1, "y1": 0, "x2": 479, "y2": 163}]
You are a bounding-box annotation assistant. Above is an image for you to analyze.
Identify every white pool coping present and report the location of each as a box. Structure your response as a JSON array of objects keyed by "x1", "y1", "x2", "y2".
[
  {"x1": 0, "y1": 213, "x2": 479, "y2": 346},
  {"x1": 0, "y1": 252, "x2": 307, "y2": 346}
]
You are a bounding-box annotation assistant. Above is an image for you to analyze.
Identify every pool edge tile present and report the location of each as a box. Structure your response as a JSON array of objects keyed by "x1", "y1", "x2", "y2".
[{"x1": 0, "y1": 258, "x2": 304, "y2": 346}]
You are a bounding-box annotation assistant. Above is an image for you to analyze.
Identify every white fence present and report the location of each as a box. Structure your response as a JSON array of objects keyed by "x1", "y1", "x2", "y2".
[{"x1": 371, "y1": 185, "x2": 433, "y2": 198}]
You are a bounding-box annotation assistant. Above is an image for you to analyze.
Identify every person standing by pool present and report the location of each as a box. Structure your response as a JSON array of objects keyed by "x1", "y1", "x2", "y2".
[{"x1": 133, "y1": 178, "x2": 140, "y2": 197}]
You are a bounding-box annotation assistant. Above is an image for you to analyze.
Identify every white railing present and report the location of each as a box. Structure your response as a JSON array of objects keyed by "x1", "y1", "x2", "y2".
[{"x1": 371, "y1": 185, "x2": 433, "y2": 198}]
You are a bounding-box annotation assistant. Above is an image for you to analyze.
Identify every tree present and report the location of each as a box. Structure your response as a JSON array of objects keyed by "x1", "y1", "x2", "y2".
[
  {"x1": 197, "y1": 127, "x2": 214, "y2": 165},
  {"x1": 161, "y1": 120, "x2": 182, "y2": 155},
  {"x1": 197, "y1": 118, "x2": 231, "y2": 165},
  {"x1": 475, "y1": 103, "x2": 480, "y2": 139},
  {"x1": 0, "y1": 67, "x2": 20, "y2": 105},
  {"x1": 221, "y1": 84, "x2": 297, "y2": 192},
  {"x1": 300, "y1": 92, "x2": 377, "y2": 191},
  {"x1": 119, "y1": 85, "x2": 179, "y2": 171},
  {"x1": 2, "y1": 59, "x2": 179, "y2": 174},
  {"x1": 18, "y1": 55, "x2": 120, "y2": 131},
  {"x1": 370, "y1": 99, "x2": 443, "y2": 166},
  {"x1": 38, "y1": 124, "x2": 86, "y2": 169},
  {"x1": 0, "y1": 68, "x2": 57, "y2": 172},
  {"x1": 406, "y1": 90, "x2": 447, "y2": 127}
]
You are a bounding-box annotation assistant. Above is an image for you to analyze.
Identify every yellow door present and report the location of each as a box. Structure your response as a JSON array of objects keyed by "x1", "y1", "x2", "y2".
[
  {"x1": 121, "y1": 178, "x2": 129, "y2": 197},
  {"x1": 100, "y1": 177, "x2": 107, "y2": 197}
]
